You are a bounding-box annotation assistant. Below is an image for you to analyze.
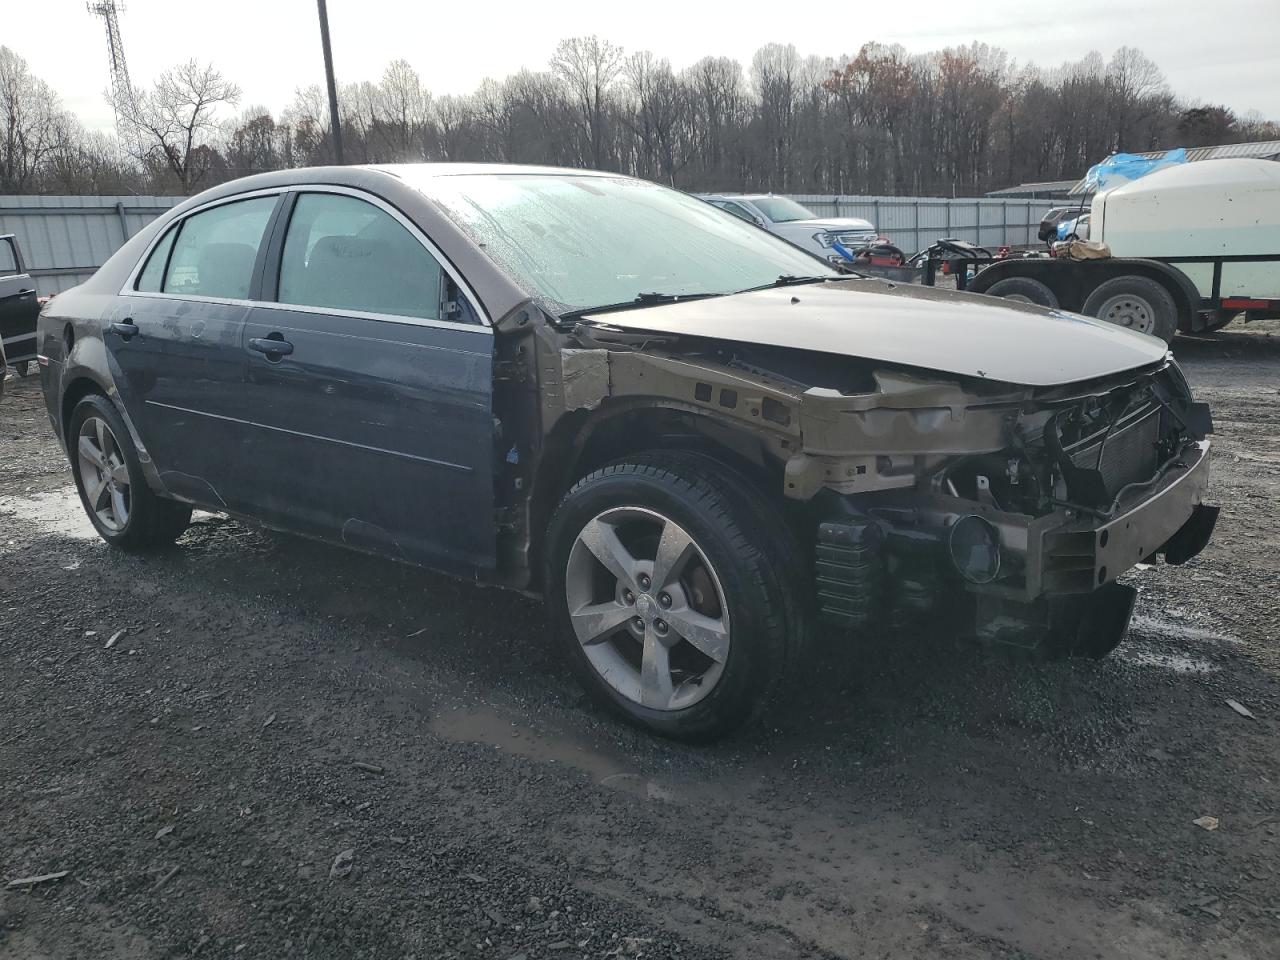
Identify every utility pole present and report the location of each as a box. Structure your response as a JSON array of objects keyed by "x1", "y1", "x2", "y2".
[{"x1": 316, "y1": 0, "x2": 344, "y2": 164}]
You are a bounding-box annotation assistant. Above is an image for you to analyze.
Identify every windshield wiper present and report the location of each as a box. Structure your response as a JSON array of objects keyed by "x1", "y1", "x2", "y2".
[
  {"x1": 561, "y1": 291, "x2": 720, "y2": 323},
  {"x1": 733, "y1": 274, "x2": 833, "y2": 295}
]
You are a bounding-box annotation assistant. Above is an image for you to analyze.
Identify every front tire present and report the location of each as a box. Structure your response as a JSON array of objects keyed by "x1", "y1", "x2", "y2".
[
  {"x1": 546, "y1": 455, "x2": 805, "y2": 741},
  {"x1": 68, "y1": 395, "x2": 192, "y2": 551}
]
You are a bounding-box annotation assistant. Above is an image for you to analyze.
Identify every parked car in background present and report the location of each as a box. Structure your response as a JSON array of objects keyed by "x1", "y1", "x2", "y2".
[
  {"x1": 1, "y1": 233, "x2": 40, "y2": 378},
  {"x1": 1056, "y1": 213, "x2": 1091, "y2": 242},
  {"x1": 1037, "y1": 206, "x2": 1086, "y2": 243},
  {"x1": 700, "y1": 193, "x2": 878, "y2": 264},
  {"x1": 37, "y1": 164, "x2": 1217, "y2": 741}
]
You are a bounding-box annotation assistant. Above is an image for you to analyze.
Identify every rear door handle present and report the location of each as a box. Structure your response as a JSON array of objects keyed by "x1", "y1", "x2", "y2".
[
  {"x1": 248, "y1": 336, "x2": 294, "y2": 358},
  {"x1": 110, "y1": 320, "x2": 139, "y2": 340}
]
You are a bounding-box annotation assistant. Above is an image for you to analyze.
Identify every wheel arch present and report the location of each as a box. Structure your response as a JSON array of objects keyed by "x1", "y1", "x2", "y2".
[
  {"x1": 526, "y1": 400, "x2": 786, "y2": 584},
  {"x1": 60, "y1": 374, "x2": 114, "y2": 446},
  {"x1": 59, "y1": 373, "x2": 169, "y2": 497}
]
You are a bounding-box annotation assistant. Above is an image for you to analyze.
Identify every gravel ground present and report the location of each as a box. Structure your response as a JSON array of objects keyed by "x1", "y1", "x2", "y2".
[{"x1": 2, "y1": 321, "x2": 1278, "y2": 960}]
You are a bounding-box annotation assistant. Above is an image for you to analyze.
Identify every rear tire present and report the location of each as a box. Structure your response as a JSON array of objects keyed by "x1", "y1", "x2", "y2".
[
  {"x1": 68, "y1": 394, "x2": 191, "y2": 551},
  {"x1": 984, "y1": 277, "x2": 1060, "y2": 309},
  {"x1": 546, "y1": 455, "x2": 806, "y2": 741},
  {"x1": 1082, "y1": 275, "x2": 1178, "y2": 343}
]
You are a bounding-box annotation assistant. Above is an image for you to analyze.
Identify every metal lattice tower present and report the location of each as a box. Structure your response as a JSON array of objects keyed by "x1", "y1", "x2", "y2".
[{"x1": 87, "y1": 1, "x2": 141, "y2": 152}]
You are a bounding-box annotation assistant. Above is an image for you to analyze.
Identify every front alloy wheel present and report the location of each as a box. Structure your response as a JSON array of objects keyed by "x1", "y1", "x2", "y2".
[
  {"x1": 547, "y1": 454, "x2": 808, "y2": 741},
  {"x1": 566, "y1": 506, "x2": 730, "y2": 711}
]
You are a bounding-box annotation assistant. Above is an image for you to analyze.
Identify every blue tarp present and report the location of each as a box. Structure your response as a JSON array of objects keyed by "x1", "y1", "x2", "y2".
[{"x1": 1083, "y1": 148, "x2": 1188, "y2": 192}]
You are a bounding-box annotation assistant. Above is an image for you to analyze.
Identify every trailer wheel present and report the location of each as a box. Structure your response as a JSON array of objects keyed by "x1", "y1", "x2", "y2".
[
  {"x1": 1082, "y1": 275, "x2": 1177, "y2": 342},
  {"x1": 984, "y1": 277, "x2": 1060, "y2": 308}
]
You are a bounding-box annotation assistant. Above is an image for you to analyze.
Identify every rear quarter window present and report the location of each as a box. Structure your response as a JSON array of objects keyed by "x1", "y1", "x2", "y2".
[{"x1": 135, "y1": 225, "x2": 177, "y2": 292}]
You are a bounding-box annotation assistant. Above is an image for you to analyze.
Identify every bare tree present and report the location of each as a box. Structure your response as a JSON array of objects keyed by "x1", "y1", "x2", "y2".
[
  {"x1": 551, "y1": 36, "x2": 625, "y2": 168},
  {"x1": 374, "y1": 59, "x2": 432, "y2": 160},
  {"x1": 0, "y1": 46, "x2": 71, "y2": 192},
  {"x1": 131, "y1": 59, "x2": 240, "y2": 192},
  {"x1": 682, "y1": 56, "x2": 746, "y2": 188},
  {"x1": 622, "y1": 52, "x2": 687, "y2": 184}
]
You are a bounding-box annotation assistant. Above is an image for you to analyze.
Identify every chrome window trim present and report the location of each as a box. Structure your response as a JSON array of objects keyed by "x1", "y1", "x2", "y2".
[
  {"x1": 121, "y1": 187, "x2": 284, "y2": 296},
  {"x1": 119, "y1": 182, "x2": 492, "y2": 330}
]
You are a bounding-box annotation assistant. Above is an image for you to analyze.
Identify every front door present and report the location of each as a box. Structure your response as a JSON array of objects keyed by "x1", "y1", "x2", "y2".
[
  {"x1": 109, "y1": 194, "x2": 281, "y2": 512},
  {"x1": 238, "y1": 190, "x2": 495, "y2": 574}
]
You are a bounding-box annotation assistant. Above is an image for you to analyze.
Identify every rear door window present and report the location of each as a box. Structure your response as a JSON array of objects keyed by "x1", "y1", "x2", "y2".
[
  {"x1": 162, "y1": 196, "x2": 277, "y2": 299},
  {"x1": 276, "y1": 192, "x2": 473, "y2": 323}
]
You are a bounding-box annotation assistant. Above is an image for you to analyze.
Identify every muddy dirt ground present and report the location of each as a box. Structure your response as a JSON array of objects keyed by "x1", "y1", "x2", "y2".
[{"x1": 2, "y1": 323, "x2": 1278, "y2": 960}]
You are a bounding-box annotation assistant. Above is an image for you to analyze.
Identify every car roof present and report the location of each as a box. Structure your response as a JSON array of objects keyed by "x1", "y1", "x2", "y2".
[{"x1": 371, "y1": 162, "x2": 623, "y2": 180}]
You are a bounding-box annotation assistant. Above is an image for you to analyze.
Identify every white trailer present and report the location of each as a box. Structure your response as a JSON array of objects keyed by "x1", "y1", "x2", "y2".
[{"x1": 968, "y1": 158, "x2": 1280, "y2": 342}]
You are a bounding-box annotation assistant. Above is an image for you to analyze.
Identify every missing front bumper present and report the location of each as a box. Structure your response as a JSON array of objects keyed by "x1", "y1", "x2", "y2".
[{"x1": 813, "y1": 440, "x2": 1216, "y2": 628}]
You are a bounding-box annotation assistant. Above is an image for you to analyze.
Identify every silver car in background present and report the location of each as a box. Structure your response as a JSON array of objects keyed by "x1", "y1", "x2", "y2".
[{"x1": 701, "y1": 194, "x2": 878, "y2": 263}]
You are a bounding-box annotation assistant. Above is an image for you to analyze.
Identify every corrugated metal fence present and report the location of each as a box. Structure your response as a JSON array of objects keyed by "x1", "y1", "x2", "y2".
[
  {"x1": 788, "y1": 195, "x2": 1060, "y2": 254},
  {"x1": 0, "y1": 195, "x2": 183, "y2": 296},
  {"x1": 0, "y1": 193, "x2": 1059, "y2": 296}
]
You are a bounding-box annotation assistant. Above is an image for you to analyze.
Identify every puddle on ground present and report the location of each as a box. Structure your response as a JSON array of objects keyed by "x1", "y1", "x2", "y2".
[
  {"x1": 430, "y1": 704, "x2": 676, "y2": 801},
  {"x1": 1131, "y1": 615, "x2": 1241, "y2": 646},
  {"x1": 1118, "y1": 644, "x2": 1219, "y2": 675},
  {"x1": 1122, "y1": 614, "x2": 1235, "y2": 674},
  {"x1": 0, "y1": 487, "x2": 96, "y2": 549}
]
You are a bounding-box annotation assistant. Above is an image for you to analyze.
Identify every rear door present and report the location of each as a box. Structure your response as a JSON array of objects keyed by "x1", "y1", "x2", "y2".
[
  {"x1": 113, "y1": 193, "x2": 283, "y2": 511},
  {"x1": 0, "y1": 236, "x2": 39, "y2": 366},
  {"x1": 238, "y1": 188, "x2": 495, "y2": 574}
]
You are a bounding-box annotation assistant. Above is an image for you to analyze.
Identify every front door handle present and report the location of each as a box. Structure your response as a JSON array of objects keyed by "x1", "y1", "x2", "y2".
[
  {"x1": 110, "y1": 320, "x2": 139, "y2": 340},
  {"x1": 248, "y1": 336, "x2": 294, "y2": 358}
]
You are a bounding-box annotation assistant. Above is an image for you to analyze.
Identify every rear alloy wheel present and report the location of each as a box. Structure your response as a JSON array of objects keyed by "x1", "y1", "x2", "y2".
[
  {"x1": 1082, "y1": 275, "x2": 1178, "y2": 342},
  {"x1": 69, "y1": 394, "x2": 191, "y2": 551},
  {"x1": 77, "y1": 415, "x2": 133, "y2": 533},
  {"x1": 547, "y1": 456, "x2": 802, "y2": 741}
]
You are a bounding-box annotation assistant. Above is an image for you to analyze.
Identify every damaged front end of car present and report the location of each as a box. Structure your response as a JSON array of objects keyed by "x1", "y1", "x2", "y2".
[
  {"x1": 498, "y1": 305, "x2": 1216, "y2": 656},
  {"x1": 803, "y1": 358, "x2": 1217, "y2": 656}
]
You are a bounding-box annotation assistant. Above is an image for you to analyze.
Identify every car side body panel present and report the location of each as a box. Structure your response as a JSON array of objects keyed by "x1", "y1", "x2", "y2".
[{"x1": 238, "y1": 304, "x2": 495, "y2": 572}]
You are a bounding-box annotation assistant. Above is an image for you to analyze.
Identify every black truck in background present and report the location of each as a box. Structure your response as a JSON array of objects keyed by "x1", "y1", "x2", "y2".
[
  {"x1": 1, "y1": 233, "x2": 40, "y2": 382},
  {"x1": 2, "y1": 235, "x2": 41, "y2": 381}
]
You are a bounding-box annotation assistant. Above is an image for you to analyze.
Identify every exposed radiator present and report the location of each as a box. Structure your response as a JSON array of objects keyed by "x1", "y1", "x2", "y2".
[{"x1": 1067, "y1": 404, "x2": 1162, "y2": 497}]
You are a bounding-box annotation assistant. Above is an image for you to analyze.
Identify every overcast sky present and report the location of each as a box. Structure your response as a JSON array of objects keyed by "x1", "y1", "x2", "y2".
[{"x1": 11, "y1": 0, "x2": 1280, "y2": 134}]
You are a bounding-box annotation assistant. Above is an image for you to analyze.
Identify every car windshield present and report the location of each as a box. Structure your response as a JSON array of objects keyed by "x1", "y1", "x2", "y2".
[
  {"x1": 750, "y1": 196, "x2": 818, "y2": 223},
  {"x1": 416, "y1": 174, "x2": 837, "y2": 314}
]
